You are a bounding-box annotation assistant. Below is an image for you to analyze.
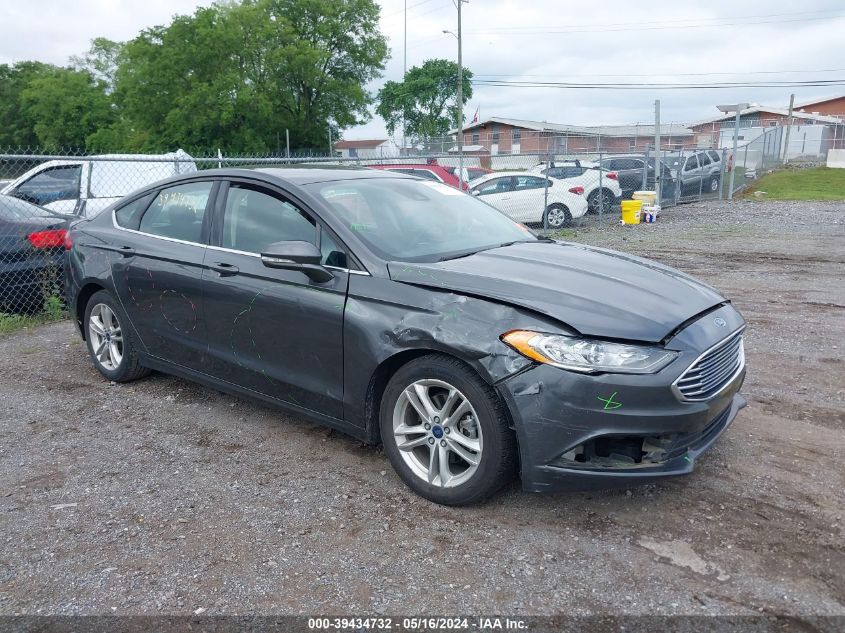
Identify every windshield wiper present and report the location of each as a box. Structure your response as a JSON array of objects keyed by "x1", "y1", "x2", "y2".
[{"x1": 436, "y1": 239, "x2": 539, "y2": 262}]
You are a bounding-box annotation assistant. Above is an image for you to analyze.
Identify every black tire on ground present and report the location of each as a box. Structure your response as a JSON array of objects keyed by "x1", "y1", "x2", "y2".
[
  {"x1": 83, "y1": 290, "x2": 151, "y2": 383},
  {"x1": 587, "y1": 188, "x2": 616, "y2": 214},
  {"x1": 709, "y1": 176, "x2": 720, "y2": 193},
  {"x1": 379, "y1": 354, "x2": 518, "y2": 506},
  {"x1": 543, "y1": 203, "x2": 572, "y2": 229}
]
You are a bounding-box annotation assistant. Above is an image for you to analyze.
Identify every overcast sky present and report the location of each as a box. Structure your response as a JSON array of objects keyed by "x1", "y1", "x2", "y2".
[{"x1": 2, "y1": 0, "x2": 844, "y2": 139}]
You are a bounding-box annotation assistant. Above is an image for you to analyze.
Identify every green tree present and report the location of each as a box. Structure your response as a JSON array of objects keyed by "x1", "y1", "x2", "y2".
[
  {"x1": 20, "y1": 67, "x2": 115, "y2": 149},
  {"x1": 70, "y1": 38, "x2": 123, "y2": 92},
  {"x1": 376, "y1": 59, "x2": 472, "y2": 144},
  {"x1": 114, "y1": 0, "x2": 388, "y2": 152},
  {"x1": 0, "y1": 62, "x2": 53, "y2": 148}
]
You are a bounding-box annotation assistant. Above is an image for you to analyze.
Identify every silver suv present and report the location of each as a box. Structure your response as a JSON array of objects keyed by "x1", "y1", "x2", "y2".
[{"x1": 674, "y1": 150, "x2": 723, "y2": 195}]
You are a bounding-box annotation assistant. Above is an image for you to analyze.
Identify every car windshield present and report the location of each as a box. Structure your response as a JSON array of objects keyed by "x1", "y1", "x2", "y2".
[{"x1": 308, "y1": 178, "x2": 537, "y2": 262}]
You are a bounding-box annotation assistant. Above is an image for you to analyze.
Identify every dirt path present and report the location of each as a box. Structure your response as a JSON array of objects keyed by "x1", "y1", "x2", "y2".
[{"x1": 0, "y1": 200, "x2": 843, "y2": 616}]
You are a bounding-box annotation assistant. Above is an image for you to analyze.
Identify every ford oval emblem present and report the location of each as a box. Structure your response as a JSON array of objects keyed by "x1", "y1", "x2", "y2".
[{"x1": 714, "y1": 317, "x2": 727, "y2": 327}]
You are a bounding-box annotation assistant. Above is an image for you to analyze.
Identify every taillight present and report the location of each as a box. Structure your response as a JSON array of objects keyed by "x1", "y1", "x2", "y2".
[
  {"x1": 63, "y1": 230, "x2": 74, "y2": 250},
  {"x1": 568, "y1": 186, "x2": 585, "y2": 195},
  {"x1": 28, "y1": 229, "x2": 67, "y2": 249},
  {"x1": 606, "y1": 171, "x2": 618, "y2": 180}
]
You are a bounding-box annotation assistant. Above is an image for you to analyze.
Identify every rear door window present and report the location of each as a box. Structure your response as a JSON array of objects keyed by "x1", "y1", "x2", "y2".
[
  {"x1": 698, "y1": 152, "x2": 711, "y2": 167},
  {"x1": 684, "y1": 155, "x2": 699, "y2": 172},
  {"x1": 473, "y1": 177, "x2": 514, "y2": 196},
  {"x1": 514, "y1": 176, "x2": 548, "y2": 191},
  {"x1": 139, "y1": 181, "x2": 213, "y2": 243}
]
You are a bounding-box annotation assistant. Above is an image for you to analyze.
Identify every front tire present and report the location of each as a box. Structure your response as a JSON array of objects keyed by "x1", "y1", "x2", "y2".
[
  {"x1": 543, "y1": 203, "x2": 572, "y2": 229},
  {"x1": 84, "y1": 290, "x2": 150, "y2": 383},
  {"x1": 380, "y1": 354, "x2": 517, "y2": 505}
]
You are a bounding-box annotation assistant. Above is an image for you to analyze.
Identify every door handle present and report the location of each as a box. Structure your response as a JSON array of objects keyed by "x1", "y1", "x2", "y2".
[
  {"x1": 116, "y1": 245, "x2": 135, "y2": 257},
  {"x1": 210, "y1": 262, "x2": 239, "y2": 276}
]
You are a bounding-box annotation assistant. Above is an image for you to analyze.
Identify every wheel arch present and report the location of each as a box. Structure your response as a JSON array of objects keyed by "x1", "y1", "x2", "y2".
[
  {"x1": 74, "y1": 281, "x2": 107, "y2": 340},
  {"x1": 362, "y1": 348, "x2": 507, "y2": 446}
]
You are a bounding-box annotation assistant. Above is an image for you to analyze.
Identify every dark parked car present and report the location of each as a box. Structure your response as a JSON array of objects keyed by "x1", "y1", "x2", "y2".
[
  {"x1": 66, "y1": 168, "x2": 746, "y2": 505},
  {"x1": 0, "y1": 195, "x2": 67, "y2": 312},
  {"x1": 599, "y1": 155, "x2": 680, "y2": 204}
]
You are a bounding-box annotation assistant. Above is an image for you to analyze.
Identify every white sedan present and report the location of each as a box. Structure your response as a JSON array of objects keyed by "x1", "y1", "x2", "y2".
[
  {"x1": 468, "y1": 171, "x2": 588, "y2": 228},
  {"x1": 529, "y1": 160, "x2": 622, "y2": 214}
]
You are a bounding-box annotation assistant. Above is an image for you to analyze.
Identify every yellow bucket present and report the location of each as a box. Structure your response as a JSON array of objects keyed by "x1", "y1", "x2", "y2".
[
  {"x1": 632, "y1": 190, "x2": 657, "y2": 205},
  {"x1": 621, "y1": 199, "x2": 643, "y2": 224}
]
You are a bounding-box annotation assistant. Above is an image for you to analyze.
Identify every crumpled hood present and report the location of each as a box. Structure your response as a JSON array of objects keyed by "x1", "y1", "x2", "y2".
[{"x1": 388, "y1": 241, "x2": 726, "y2": 343}]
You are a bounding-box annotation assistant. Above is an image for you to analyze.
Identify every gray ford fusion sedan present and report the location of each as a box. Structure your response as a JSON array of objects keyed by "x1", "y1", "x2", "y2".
[{"x1": 66, "y1": 167, "x2": 746, "y2": 505}]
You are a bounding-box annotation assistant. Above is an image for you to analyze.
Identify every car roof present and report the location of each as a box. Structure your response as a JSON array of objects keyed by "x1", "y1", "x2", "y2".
[
  {"x1": 116, "y1": 166, "x2": 420, "y2": 197},
  {"x1": 368, "y1": 164, "x2": 446, "y2": 170},
  {"x1": 472, "y1": 171, "x2": 544, "y2": 182}
]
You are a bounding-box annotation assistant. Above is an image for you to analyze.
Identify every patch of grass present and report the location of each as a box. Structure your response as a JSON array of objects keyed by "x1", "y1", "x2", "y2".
[
  {"x1": 743, "y1": 167, "x2": 845, "y2": 201},
  {"x1": 0, "y1": 298, "x2": 67, "y2": 337},
  {"x1": 552, "y1": 228, "x2": 579, "y2": 239}
]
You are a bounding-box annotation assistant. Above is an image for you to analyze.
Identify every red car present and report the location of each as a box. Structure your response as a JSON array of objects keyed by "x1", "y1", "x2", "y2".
[
  {"x1": 368, "y1": 164, "x2": 469, "y2": 190},
  {"x1": 443, "y1": 165, "x2": 493, "y2": 182}
]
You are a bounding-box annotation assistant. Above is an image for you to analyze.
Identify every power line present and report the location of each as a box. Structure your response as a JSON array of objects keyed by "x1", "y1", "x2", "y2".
[
  {"x1": 381, "y1": 0, "x2": 437, "y2": 19},
  {"x1": 471, "y1": 79, "x2": 845, "y2": 90},
  {"x1": 465, "y1": 14, "x2": 843, "y2": 36},
  {"x1": 473, "y1": 68, "x2": 845, "y2": 79},
  {"x1": 466, "y1": 9, "x2": 842, "y2": 33}
]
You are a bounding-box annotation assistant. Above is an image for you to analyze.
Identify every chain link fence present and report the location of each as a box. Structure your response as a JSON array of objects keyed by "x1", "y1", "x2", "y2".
[{"x1": 0, "y1": 121, "x2": 835, "y2": 317}]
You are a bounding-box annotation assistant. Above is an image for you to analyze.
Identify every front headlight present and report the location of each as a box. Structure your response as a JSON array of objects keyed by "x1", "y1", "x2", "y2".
[{"x1": 501, "y1": 330, "x2": 677, "y2": 374}]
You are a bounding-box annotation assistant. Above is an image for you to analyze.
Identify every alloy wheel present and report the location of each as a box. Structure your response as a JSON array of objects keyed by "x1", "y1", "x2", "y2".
[
  {"x1": 590, "y1": 190, "x2": 615, "y2": 213},
  {"x1": 546, "y1": 206, "x2": 568, "y2": 228},
  {"x1": 88, "y1": 303, "x2": 123, "y2": 371},
  {"x1": 392, "y1": 379, "x2": 483, "y2": 488}
]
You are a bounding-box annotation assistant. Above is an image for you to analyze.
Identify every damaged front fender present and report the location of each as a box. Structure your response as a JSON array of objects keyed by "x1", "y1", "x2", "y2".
[{"x1": 342, "y1": 274, "x2": 568, "y2": 439}]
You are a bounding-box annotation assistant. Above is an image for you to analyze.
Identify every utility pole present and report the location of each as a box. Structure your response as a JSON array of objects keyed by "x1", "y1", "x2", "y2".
[
  {"x1": 457, "y1": 0, "x2": 466, "y2": 189},
  {"x1": 729, "y1": 108, "x2": 741, "y2": 198},
  {"x1": 782, "y1": 93, "x2": 795, "y2": 164},
  {"x1": 716, "y1": 103, "x2": 749, "y2": 199},
  {"x1": 328, "y1": 125, "x2": 333, "y2": 156},
  {"x1": 653, "y1": 99, "x2": 662, "y2": 204},
  {"x1": 402, "y1": 0, "x2": 407, "y2": 156},
  {"x1": 285, "y1": 129, "x2": 290, "y2": 161}
]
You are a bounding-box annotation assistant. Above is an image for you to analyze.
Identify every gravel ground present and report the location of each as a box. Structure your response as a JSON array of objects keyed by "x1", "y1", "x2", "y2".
[{"x1": 0, "y1": 199, "x2": 843, "y2": 617}]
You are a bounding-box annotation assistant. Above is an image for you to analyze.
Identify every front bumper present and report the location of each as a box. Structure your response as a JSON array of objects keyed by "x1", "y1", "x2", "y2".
[{"x1": 498, "y1": 304, "x2": 746, "y2": 492}]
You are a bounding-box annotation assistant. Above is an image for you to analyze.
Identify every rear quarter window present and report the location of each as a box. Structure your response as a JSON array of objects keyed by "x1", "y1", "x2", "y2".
[{"x1": 114, "y1": 194, "x2": 153, "y2": 230}]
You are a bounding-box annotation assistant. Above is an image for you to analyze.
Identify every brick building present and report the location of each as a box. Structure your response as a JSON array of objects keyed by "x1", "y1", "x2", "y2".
[
  {"x1": 451, "y1": 117, "x2": 696, "y2": 155},
  {"x1": 795, "y1": 94, "x2": 845, "y2": 118},
  {"x1": 689, "y1": 95, "x2": 845, "y2": 150}
]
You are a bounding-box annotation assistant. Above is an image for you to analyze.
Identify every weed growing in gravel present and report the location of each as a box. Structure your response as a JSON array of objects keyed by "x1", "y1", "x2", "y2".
[{"x1": 0, "y1": 298, "x2": 66, "y2": 336}]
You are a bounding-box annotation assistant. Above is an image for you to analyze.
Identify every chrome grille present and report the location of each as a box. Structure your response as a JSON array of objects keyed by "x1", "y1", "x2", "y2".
[{"x1": 674, "y1": 330, "x2": 744, "y2": 401}]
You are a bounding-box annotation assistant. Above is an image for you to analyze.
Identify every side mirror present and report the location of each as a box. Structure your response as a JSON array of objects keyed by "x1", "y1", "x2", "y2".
[{"x1": 260, "y1": 240, "x2": 334, "y2": 283}]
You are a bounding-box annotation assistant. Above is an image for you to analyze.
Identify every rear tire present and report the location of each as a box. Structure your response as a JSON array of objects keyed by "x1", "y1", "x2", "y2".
[
  {"x1": 380, "y1": 354, "x2": 517, "y2": 506},
  {"x1": 543, "y1": 204, "x2": 572, "y2": 229},
  {"x1": 709, "y1": 176, "x2": 720, "y2": 193},
  {"x1": 587, "y1": 188, "x2": 616, "y2": 214},
  {"x1": 84, "y1": 290, "x2": 150, "y2": 383}
]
